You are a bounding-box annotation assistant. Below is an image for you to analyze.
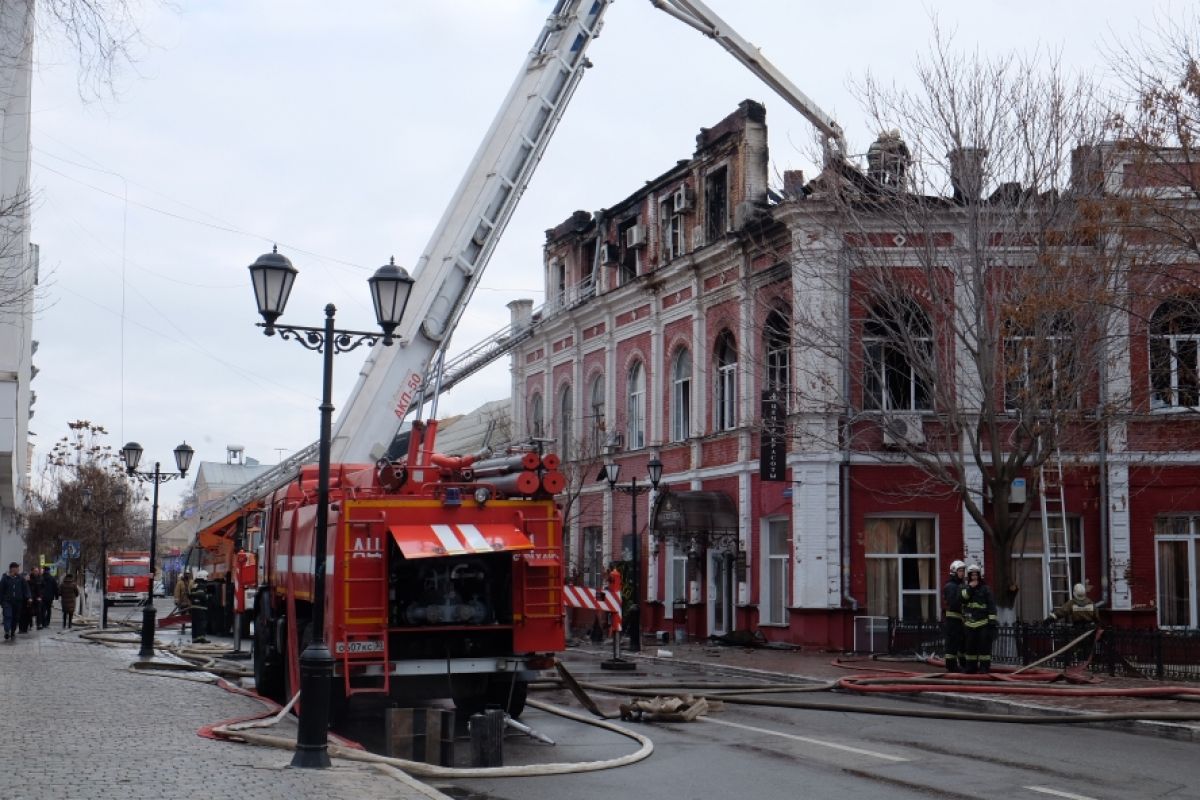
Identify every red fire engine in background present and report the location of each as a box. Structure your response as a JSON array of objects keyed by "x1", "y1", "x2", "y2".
[
  {"x1": 106, "y1": 551, "x2": 151, "y2": 606},
  {"x1": 194, "y1": 420, "x2": 564, "y2": 719}
]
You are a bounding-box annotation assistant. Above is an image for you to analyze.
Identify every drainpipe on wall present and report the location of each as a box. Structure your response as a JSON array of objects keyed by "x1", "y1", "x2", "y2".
[
  {"x1": 839, "y1": 247, "x2": 858, "y2": 611},
  {"x1": 1097, "y1": 321, "x2": 1110, "y2": 608}
]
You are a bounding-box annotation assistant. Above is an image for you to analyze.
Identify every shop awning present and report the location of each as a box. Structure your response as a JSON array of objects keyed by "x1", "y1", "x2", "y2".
[{"x1": 388, "y1": 523, "x2": 535, "y2": 560}]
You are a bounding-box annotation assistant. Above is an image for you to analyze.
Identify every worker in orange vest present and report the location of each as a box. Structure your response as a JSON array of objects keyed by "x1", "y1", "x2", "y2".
[{"x1": 606, "y1": 564, "x2": 623, "y2": 636}]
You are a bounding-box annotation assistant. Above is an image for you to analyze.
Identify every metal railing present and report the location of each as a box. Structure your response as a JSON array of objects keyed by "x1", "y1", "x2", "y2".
[{"x1": 884, "y1": 621, "x2": 1200, "y2": 682}]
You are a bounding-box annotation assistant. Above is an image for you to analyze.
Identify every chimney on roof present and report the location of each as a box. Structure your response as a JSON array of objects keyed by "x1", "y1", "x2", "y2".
[
  {"x1": 948, "y1": 146, "x2": 988, "y2": 204},
  {"x1": 867, "y1": 131, "x2": 911, "y2": 192},
  {"x1": 227, "y1": 445, "x2": 244, "y2": 465},
  {"x1": 782, "y1": 170, "x2": 806, "y2": 198}
]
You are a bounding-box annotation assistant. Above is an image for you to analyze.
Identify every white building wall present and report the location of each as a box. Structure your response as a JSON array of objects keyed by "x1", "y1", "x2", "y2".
[{"x1": 0, "y1": 0, "x2": 34, "y2": 569}]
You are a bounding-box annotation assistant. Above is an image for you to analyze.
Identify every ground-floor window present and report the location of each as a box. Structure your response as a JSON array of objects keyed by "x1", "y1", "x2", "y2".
[
  {"x1": 1013, "y1": 516, "x2": 1083, "y2": 621},
  {"x1": 580, "y1": 525, "x2": 605, "y2": 590},
  {"x1": 865, "y1": 516, "x2": 937, "y2": 621},
  {"x1": 1156, "y1": 516, "x2": 1200, "y2": 629},
  {"x1": 761, "y1": 518, "x2": 790, "y2": 625}
]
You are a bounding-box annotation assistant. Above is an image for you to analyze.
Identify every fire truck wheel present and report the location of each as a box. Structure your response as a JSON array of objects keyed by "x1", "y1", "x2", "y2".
[
  {"x1": 253, "y1": 597, "x2": 285, "y2": 703},
  {"x1": 450, "y1": 675, "x2": 490, "y2": 718}
]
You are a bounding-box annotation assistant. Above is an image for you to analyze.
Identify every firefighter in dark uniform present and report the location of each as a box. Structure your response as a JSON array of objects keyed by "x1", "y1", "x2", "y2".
[
  {"x1": 942, "y1": 559, "x2": 967, "y2": 673},
  {"x1": 188, "y1": 571, "x2": 211, "y2": 644},
  {"x1": 961, "y1": 563, "x2": 997, "y2": 674}
]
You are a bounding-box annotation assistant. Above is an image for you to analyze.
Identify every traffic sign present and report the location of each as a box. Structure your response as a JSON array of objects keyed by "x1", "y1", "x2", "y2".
[{"x1": 61, "y1": 540, "x2": 81, "y2": 559}]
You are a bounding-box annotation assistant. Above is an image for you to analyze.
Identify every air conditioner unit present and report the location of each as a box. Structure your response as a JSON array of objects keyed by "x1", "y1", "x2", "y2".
[
  {"x1": 604, "y1": 432, "x2": 625, "y2": 451},
  {"x1": 624, "y1": 224, "x2": 647, "y2": 249},
  {"x1": 672, "y1": 185, "x2": 692, "y2": 213},
  {"x1": 600, "y1": 241, "x2": 619, "y2": 264},
  {"x1": 881, "y1": 413, "x2": 925, "y2": 447}
]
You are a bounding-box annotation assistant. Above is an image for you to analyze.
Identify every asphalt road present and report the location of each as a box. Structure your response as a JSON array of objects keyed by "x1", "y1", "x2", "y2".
[{"x1": 431, "y1": 656, "x2": 1200, "y2": 800}]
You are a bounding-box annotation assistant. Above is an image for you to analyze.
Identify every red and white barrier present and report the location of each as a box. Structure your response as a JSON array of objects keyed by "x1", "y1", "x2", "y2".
[{"x1": 563, "y1": 585, "x2": 622, "y2": 622}]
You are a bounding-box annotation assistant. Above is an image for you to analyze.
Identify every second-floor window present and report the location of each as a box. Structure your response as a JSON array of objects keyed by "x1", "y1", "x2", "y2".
[
  {"x1": 558, "y1": 386, "x2": 572, "y2": 461},
  {"x1": 1150, "y1": 298, "x2": 1200, "y2": 409},
  {"x1": 714, "y1": 330, "x2": 738, "y2": 431},
  {"x1": 627, "y1": 360, "x2": 646, "y2": 449},
  {"x1": 1003, "y1": 316, "x2": 1079, "y2": 413},
  {"x1": 530, "y1": 392, "x2": 544, "y2": 438},
  {"x1": 589, "y1": 374, "x2": 605, "y2": 456},
  {"x1": 863, "y1": 301, "x2": 932, "y2": 412},
  {"x1": 660, "y1": 198, "x2": 685, "y2": 262},
  {"x1": 672, "y1": 347, "x2": 692, "y2": 442}
]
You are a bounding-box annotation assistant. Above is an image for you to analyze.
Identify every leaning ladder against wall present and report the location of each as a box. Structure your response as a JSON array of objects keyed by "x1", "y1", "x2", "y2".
[{"x1": 1038, "y1": 450, "x2": 1072, "y2": 614}]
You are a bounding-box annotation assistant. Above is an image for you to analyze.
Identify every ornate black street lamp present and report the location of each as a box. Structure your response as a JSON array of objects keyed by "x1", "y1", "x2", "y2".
[
  {"x1": 81, "y1": 484, "x2": 126, "y2": 630},
  {"x1": 602, "y1": 455, "x2": 663, "y2": 653},
  {"x1": 122, "y1": 440, "x2": 194, "y2": 658},
  {"x1": 248, "y1": 245, "x2": 414, "y2": 769}
]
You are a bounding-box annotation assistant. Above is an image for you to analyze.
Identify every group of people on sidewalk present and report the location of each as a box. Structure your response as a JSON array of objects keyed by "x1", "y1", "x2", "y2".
[
  {"x1": 942, "y1": 560, "x2": 1100, "y2": 674},
  {"x1": 0, "y1": 562, "x2": 81, "y2": 640}
]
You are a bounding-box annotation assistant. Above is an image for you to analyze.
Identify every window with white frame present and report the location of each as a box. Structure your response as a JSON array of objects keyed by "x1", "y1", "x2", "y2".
[
  {"x1": 671, "y1": 348, "x2": 691, "y2": 442},
  {"x1": 558, "y1": 385, "x2": 573, "y2": 461},
  {"x1": 1003, "y1": 315, "x2": 1080, "y2": 412},
  {"x1": 1012, "y1": 516, "x2": 1083, "y2": 621},
  {"x1": 626, "y1": 360, "x2": 646, "y2": 450},
  {"x1": 581, "y1": 525, "x2": 605, "y2": 590},
  {"x1": 764, "y1": 310, "x2": 791, "y2": 409},
  {"x1": 589, "y1": 374, "x2": 605, "y2": 456},
  {"x1": 863, "y1": 301, "x2": 932, "y2": 412},
  {"x1": 659, "y1": 198, "x2": 685, "y2": 262},
  {"x1": 762, "y1": 518, "x2": 790, "y2": 625},
  {"x1": 1150, "y1": 299, "x2": 1200, "y2": 409},
  {"x1": 714, "y1": 330, "x2": 738, "y2": 431},
  {"x1": 865, "y1": 517, "x2": 938, "y2": 621},
  {"x1": 530, "y1": 392, "x2": 544, "y2": 438},
  {"x1": 1155, "y1": 516, "x2": 1200, "y2": 628}
]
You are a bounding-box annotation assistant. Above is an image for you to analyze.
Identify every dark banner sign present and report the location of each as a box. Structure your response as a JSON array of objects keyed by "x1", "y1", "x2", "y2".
[{"x1": 760, "y1": 390, "x2": 786, "y2": 481}]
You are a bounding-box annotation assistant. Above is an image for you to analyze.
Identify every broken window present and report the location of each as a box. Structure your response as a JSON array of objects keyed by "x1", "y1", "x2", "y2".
[
  {"x1": 705, "y1": 166, "x2": 729, "y2": 243},
  {"x1": 863, "y1": 301, "x2": 933, "y2": 412},
  {"x1": 1003, "y1": 314, "x2": 1080, "y2": 413},
  {"x1": 714, "y1": 330, "x2": 738, "y2": 431},
  {"x1": 764, "y1": 309, "x2": 791, "y2": 410},
  {"x1": 659, "y1": 198, "x2": 685, "y2": 262},
  {"x1": 617, "y1": 218, "x2": 642, "y2": 284},
  {"x1": 581, "y1": 239, "x2": 597, "y2": 300}
]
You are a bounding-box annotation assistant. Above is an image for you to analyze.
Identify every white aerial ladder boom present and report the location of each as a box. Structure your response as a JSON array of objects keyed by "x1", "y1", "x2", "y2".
[
  {"x1": 329, "y1": 0, "x2": 612, "y2": 463},
  {"x1": 330, "y1": 0, "x2": 848, "y2": 465},
  {"x1": 650, "y1": 0, "x2": 846, "y2": 162}
]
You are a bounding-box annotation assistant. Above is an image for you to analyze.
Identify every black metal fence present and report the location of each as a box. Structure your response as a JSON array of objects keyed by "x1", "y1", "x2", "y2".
[{"x1": 886, "y1": 621, "x2": 1200, "y2": 682}]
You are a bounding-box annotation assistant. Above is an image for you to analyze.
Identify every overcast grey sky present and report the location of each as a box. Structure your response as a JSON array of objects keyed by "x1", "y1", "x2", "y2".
[{"x1": 27, "y1": 0, "x2": 1175, "y2": 511}]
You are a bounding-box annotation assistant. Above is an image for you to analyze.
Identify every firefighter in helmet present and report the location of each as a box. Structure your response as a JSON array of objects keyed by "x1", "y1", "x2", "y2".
[
  {"x1": 942, "y1": 559, "x2": 967, "y2": 673},
  {"x1": 960, "y1": 563, "x2": 997, "y2": 674}
]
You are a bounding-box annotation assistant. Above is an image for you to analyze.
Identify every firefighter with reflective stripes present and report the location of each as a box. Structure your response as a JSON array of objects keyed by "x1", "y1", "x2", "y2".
[
  {"x1": 942, "y1": 560, "x2": 967, "y2": 672},
  {"x1": 961, "y1": 564, "x2": 997, "y2": 673}
]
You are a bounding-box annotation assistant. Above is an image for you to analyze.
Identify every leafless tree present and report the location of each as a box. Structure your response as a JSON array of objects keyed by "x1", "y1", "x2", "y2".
[{"x1": 785, "y1": 31, "x2": 1128, "y2": 609}]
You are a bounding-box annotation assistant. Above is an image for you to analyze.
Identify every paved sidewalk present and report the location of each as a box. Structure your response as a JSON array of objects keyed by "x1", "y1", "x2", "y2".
[
  {"x1": 0, "y1": 623, "x2": 450, "y2": 800},
  {"x1": 568, "y1": 639, "x2": 1200, "y2": 742}
]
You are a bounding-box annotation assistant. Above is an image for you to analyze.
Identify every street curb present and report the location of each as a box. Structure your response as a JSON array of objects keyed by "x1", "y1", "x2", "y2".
[{"x1": 567, "y1": 645, "x2": 1200, "y2": 744}]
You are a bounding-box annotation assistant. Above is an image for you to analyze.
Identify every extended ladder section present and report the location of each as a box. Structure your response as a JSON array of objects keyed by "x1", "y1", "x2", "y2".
[
  {"x1": 339, "y1": 530, "x2": 391, "y2": 696},
  {"x1": 1039, "y1": 456, "x2": 1072, "y2": 613},
  {"x1": 329, "y1": 0, "x2": 613, "y2": 464}
]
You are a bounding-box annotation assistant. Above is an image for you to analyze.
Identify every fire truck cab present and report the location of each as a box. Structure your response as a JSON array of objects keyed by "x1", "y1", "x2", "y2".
[{"x1": 106, "y1": 551, "x2": 151, "y2": 606}]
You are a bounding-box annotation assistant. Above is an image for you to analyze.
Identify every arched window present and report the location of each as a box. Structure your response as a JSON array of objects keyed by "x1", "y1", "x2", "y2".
[
  {"x1": 627, "y1": 360, "x2": 646, "y2": 449},
  {"x1": 764, "y1": 310, "x2": 791, "y2": 408},
  {"x1": 589, "y1": 374, "x2": 605, "y2": 456},
  {"x1": 671, "y1": 348, "x2": 692, "y2": 442},
  {"x1": 558, "y1": 385, "x2": 573, "y2": 461},
  {"x1": 863, "y1": 301, "x2": 932, "y2": 411},
  {"x1": 1150, "y1": 298, "x2": 1200, "y2": 409},
  {"x1": 530, "y1": 392, "x2": 544, "y2": 438},
  {"x1": 714, "y1": 330, "x2": 738, "y2": 431}
]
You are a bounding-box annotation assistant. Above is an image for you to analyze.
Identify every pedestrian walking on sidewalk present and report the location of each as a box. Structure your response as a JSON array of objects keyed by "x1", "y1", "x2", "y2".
[
  {"x1": 961, "y1": 564, "x2": 997, "y2": 674},
  {"x1": 58, "y1": 573, "x2": 80, "y2": 629},
  {"x1": 27, "y1": 566, "x2": 44, "y2": 630},
  {"x1": 0, "y1": 562, "x2": 31, "y2": 641},
  {"x1": 942, "y1": 559, "x2": 966, "y2": 673},
  {"x1": 40, "y1": 568, "x2": 58, "y2": 629}
]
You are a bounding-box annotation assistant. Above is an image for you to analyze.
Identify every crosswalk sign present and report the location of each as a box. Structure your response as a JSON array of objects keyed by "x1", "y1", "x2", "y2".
[{"x1": 62, "y1": 540, "x2": 81, "y2": 559}]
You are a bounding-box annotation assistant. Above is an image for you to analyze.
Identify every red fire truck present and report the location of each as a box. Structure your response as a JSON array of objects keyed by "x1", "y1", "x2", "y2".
[
  {"x1": 202, "y1": 422, "x2": 565, "y2": 719},
  {"x1": 105, "y1": 551, "x2": 151, "y2": 606}
]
